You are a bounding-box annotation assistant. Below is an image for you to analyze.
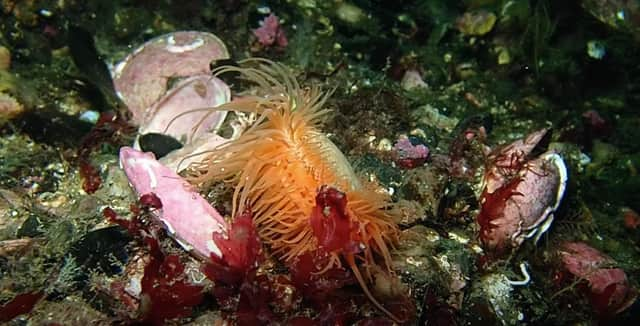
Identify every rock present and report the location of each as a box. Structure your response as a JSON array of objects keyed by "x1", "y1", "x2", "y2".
[
  {"x1": 410, "y1": 104, "x2": 459, "y2": 132},
  {"x1": 398, "y1": 166, "x2": 446, "y2": 221},
  {"x1": 62, "y1": 226, "x2": 131, "y2": 295},
  {"x1": 26, "y1": 296, "x2": 109, "y2": 325},
  {"x1": 0, "y1": 189, "x2": 24, "y2": 228},
  {"x1": 391, "y1": 225, "x2": 442, "y2": 285},
  {"x1": 466, "y1": 273, "x2": 522, "y2": 325}
]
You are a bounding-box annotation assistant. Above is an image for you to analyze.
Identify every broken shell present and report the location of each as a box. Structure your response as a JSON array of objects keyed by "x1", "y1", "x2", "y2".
[
  {"x1": 456, "y1": 11, "x2": 497, "y2": 36},
  {"x1": 137, "y1": 75, "x2": 230, "y2": 144},
  {"x1": 159, "y1": 133, "x2": 229, "y2": 173},
  {"x1": 0, "y1": 238, "x2": 39, "y2": 257},
  {"x1": 400, "y1": 69, "x2": 429, "y2": 91},
  {"x1": 113, "y1": 31, "x2": 229, "y2": 124}
]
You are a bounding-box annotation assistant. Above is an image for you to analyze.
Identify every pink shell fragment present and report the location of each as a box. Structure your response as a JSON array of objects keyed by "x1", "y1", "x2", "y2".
[
  {"x1": 138, "y1": 75, "x2": 230, "y2": 143},
  {"x1": 119, "y1": 146, "x2": 228, "y2": 260},
  {"x1": 113, "y1": 31, "x2": 230, "y2": 124}
]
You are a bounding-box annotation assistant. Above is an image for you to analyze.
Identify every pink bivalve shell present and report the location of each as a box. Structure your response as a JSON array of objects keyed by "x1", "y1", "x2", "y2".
[
  {"x1": 113, "y1": 31, "x2": 230, "y2": 124},
  {"x1": 477, "y1": 129, "x2": 567, "y2": 256},
  {"x1": 119, "y1": 146, "x2": 228, "y2": 260}
]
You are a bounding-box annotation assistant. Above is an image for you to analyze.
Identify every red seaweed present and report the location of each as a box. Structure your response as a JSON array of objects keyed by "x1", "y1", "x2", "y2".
[
  {"x1": 309, "y1": 186, "x2": 361, "y2": 254},
  {"x1": 139, "y1": 252, "x2": 204, "y2": 325},
  {"x1": 211, "y1": 209, "x2": 262, "y2": 273},
  {"x1": 78, "y1": 111, "x2": 135, "y2": 194},
  {"x1": 289, "y1": 250, "x2": 354, "y2": 304},
  {"x1": 79, "y1": 160, "x2": 102, "y2": 194},
  {"x1": 103, "y1": 194, "x2": 204, "y2": 325}
]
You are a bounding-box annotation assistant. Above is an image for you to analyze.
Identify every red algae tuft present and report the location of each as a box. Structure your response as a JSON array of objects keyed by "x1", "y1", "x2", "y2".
[
  {"x1": 392, "y1": 136, "x2": 429, "y2": 169},
  {"x1": 139, "y1": 252, "x2": 204, "y2": 325},
  {"x1": 210, "y1": 209, "x2": 262, "y2": 274},
  {"x1": 310, "y1": 186, "x2": 361, "y2": 254},
  {"x1": 103, "y1": 196, "x2": 204, "y2": 325},
  {"x1": 78, "y1": 111, "x2": 135, "y2": 194}
]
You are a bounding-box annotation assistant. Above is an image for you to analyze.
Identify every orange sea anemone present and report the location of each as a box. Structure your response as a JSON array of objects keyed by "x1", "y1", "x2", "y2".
[{"x1": 187, "y1": 58, "x2": 401, "y2": 319}]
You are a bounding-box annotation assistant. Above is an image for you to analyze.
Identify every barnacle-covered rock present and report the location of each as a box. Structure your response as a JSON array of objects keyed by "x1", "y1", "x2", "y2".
[{"x1": 466, "y1": 273, "x2": 523, "y2": 325}]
